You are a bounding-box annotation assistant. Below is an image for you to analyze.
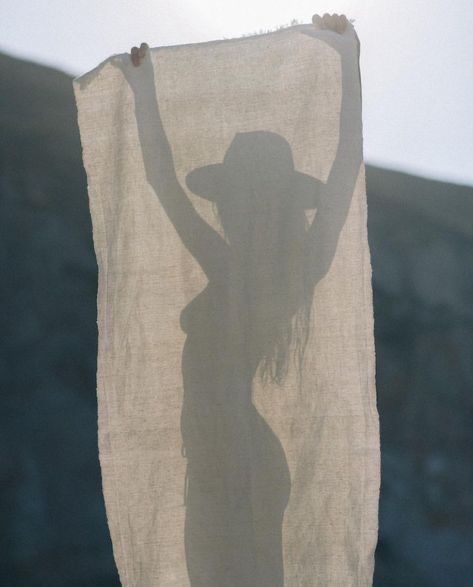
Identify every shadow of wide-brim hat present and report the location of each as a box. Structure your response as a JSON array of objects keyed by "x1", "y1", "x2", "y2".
[{"x1": 185, "y1": 131, "x2": 322, "y2": 210}]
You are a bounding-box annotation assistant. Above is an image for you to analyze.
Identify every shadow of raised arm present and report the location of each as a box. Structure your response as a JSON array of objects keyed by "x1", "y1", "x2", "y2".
[
  {"x1": 111, "y1": 49, "x2": 230, "y2": 280},
  {"x1": 301, "y1": 21, "x2": 363, "y2": 288}
]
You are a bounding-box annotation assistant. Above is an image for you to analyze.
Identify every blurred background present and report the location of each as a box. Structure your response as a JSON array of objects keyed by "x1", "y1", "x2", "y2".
[{"x1": 1, "y1": 1, "x2": 472, "y2": 585}]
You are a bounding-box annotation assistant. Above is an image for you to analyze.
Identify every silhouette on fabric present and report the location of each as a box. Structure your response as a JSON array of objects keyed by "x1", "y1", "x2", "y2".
[
  {"x1": 179, "y1": 130, "x2": 317, "y2": 586},
  {"x1": 113, "y1": 25, "x2": 361, "y2": 586}
]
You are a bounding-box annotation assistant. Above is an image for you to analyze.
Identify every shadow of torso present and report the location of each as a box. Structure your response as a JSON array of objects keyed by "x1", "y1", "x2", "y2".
[{"x1": 180, "y1": 265, "x2": 292, "y2": 586}]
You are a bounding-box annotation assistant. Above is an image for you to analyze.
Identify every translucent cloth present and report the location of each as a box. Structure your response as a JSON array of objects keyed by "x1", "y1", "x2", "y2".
[{"x1": 73, "y1": 22, "x2": 380, "y2": 586}]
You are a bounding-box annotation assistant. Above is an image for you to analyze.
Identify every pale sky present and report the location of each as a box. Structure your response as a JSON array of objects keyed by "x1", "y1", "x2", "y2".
[{"x1": 1, "y1": 0, "x2": 472, "y2": 185}]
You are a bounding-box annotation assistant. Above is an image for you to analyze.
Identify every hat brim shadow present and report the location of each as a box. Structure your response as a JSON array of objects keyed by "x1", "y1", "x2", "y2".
[{"x1": 185, "y1": 164, "x2": 322, "y2": 210}]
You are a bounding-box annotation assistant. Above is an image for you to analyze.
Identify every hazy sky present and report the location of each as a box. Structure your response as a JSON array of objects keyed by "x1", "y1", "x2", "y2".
[{"x1": 1, "y1": 0, "x2": 472, "y2": 185}]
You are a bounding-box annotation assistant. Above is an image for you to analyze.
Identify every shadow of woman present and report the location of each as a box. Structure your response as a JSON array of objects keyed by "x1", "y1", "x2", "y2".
[
  {"x1": 180, "y1": 130, "x2": 323, "y2": 586},
  {"x1": 114, "y1": 21, "x2": 361, "y2": 585}
]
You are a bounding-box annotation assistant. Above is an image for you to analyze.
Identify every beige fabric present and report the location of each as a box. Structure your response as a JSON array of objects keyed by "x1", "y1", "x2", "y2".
[{"x1": 73, "y1": 22, "x2": 380, "y2": 587}]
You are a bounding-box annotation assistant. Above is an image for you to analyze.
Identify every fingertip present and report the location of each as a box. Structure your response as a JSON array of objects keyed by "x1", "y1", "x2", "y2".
[
  {"x1": 336, "y1": 15, "x2": 346, "y2": 34},
  {"x1": 131, "y1": 46, "x2": 140, "y2": 66},
  {"x1": 323, "y1": 13, "x2": 334, "y2": 30},
  {"x1": 139, "y1": 42, "x2": 149, "y2": 58},
  {"x1": 312, "y1": 14, "x2": 323, "y2": 28}
]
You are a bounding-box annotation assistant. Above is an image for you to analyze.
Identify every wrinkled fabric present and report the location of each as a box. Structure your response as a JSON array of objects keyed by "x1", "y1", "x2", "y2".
[{"x1": 73, "y1": 22, "x2": 380, "y2": 587}]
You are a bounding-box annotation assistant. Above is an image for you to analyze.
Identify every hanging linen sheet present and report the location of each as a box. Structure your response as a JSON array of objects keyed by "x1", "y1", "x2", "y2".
[{"x1": 73, "y1": 21, "x2": 380, "y2": 586}]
